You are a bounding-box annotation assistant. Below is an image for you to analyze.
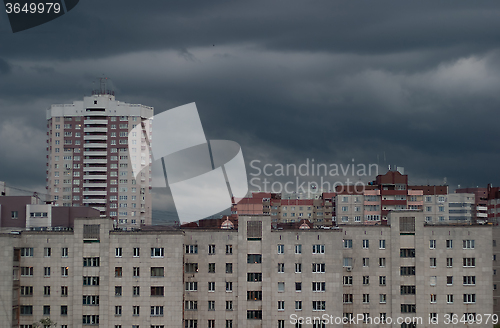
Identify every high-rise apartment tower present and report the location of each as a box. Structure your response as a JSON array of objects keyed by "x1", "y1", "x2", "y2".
[{"x1": 46, "y1": 84, "x2": 153, "y2": 228}]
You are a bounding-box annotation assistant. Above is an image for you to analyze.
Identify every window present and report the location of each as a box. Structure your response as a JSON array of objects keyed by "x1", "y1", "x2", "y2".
[
  {"x1": 21, "y1": 266, "x2": 33, "y2": 276},
  {"x1": 82, "y1": 315, "x2": 99, "y2": 325},
  {"x1": 312, "y1": 301, "x2": 326, "y2": 311},
  {"x1": 115, "y1": 286, "x2": 122, "y2": 296},
  {"x1": 463, "y1": 240, "x2": 475, "y2": 249},
  {"x1": 226, "y1": 320, "x2": 233, "y2": 328},
  {"x1": 295, "y1": 244, "x2": 302, "y2": 254},
  {"x1": 295, "y1": 282, "x2": 302, "y2": 292},
  {"x1": 44, "y1": 267, "x2": 51, "y2": 277},
  {"x1": 430, "y1": 257, "x2": 436, "y2": 267},
  {"x1": 20, "y1": 305, "x2": 33, "y2": 315},
  {"x1": 133, "y1": 267, "x2": 140, "y2": 277},
  {"x1": 115, "y1": 267, "x2": 122, "y2": 277},
  {"x1": 151, "y1": 247, "x2": 165, "y2": 257},
  {"x1": 60, "y1": 305, "x2": 68, "y2": 316},
  {"x1": 208, "y1": 320, "x2": 215, "y2": 328},
  {"x1": 151, "y1": 306, "x2": 164, "y2": 316},
  {"x1": 463, "y1": 276, "x2": 475, "y2": 285},
  {"x1": 295, "y1": 263, "x2": 302, "y2": 273},
  {"x1": 277, "y1": 244, "x2": 284, "y2": 254},
  {"x1": 446, "y1": 239, "x2": 453, "y2": 249},
  {"x1": 226, "y1": 245, "x2": 233, "y2": 254},
  {"x1": 208, "y1": 281, "x2": 215, "y2": 291},
  {"x1": 363, "y1": 258, "x2": 369, "y2": 267},
  {"x1": 313, "y1": 244, "x2": 325, "y2": 253},
  {"x1": 447, "y1": 294, "x2": 454, "y2": 303},
  {"x1": 247, "y1": 254, "x2": 262, "y2": 263},
  {"x1": 247, "y1": 310, "x2": 262, "y2": 319},
  {"x1": 185, "y1": 263, "x2": 198, "y2": 273},
  {"x1": 363, "y1": 294, "x2": 370, "y2": 303},
  {"x1": 343, "y1": 257, "x2": 352, "y2": 267},
  {"x1": 11, "y1": 211, "x2": 18, "y2": 219},
  {"x1": 400, "y1": 266, "x2": 416, "y2": 275},
  {"x1": 379, "y1": 276, "x2": 386, "y2": 286},
  {"x1": 83, "y1": 295, "x2": 99, "y2": 305},
  {"x1": 226, "y1": 263, "x2": 233, "y2": 273},
  {"x1": 447, "y1": 276, "x2": 453, "y2": 285},
  {"x1": 133, "y1": 247, "x2": 140, "y2": 257},
  {"x1": 151, "y1": 267, "x2": 164, "y2": 277},
  {"x1": 20, "y1": 248, "x2": 34, "y2": 257},
  {"x1": 379, "y1": 240, "x2": 386, "y2": 249},
  {"x1": 247, "y1": 290, "x2": 262, "y2": 300},
  {"x1": 83, "y1": 257, "x2": 100, "y2": 267},
  {"x1": 208, "y1": 300, "x2": 215, "y2": 311},
  {"x1": 295, "y1": 301, "x2": 302, "y2": 311},
  {"x1": 278, "y1": 282, "x2": 285, "y2": 292},
  {"x1": 185, "y1": 300, "x2": 197, "y2": 310},
  {"x1": 247, "y1": 273, "x2": 262, "y2": 282},
  {"x1": 343, "y1": 240, "x2": 352, "y2": 249},
  {"x1": 379, "y1": 258, "x2": 386, "y2": 267},
  {"x1": 430, "y1": 294, "x2": 437, "y2": 303},
  {"x1": 401, "y1": 304, "x2": 416, "y2": 313},
  {"x1": 133, "y1": 305, "x2": 140, "y2": 316},
  {"x1": 20, "y1": 286, "x2": 33, "y2": 296},
  {"x1": 380, "y1": 294, "x2": 386, "y2": 303},
  {"x1": 278, "y1": 300, "x2": 284, "y2": 311},
  {"x1": 61, "y1": 266, "x2": 69, "y2": 277},
  {"x1": 312, "y1": 263, "x2": 326, "y2": 273},
  {"x1": 208, "y1": 244, "x2": 216, "y2": 254},
  {"x1": 185, "y1": 282, "x2": 198, "y2": 291},
  {"x1": 362, "y1": 239, "x2": 369, "y2": 249},
  {"x1": 312, "y1": 282, "x2": 326, "y2": 292},
  {"x1": 463, "y1": 294, "x2": 476, "y2": 303},
  {"x1": 115, "y1": 305, "x2": 122, "y2": 316},
  {"x1": 463, "y1": 258, "x2": 475, "y2": 267},
  {"x1": 226, "y1": 281, "x2": 233, "y2": 292},
  {"x1": 343, "y1": 276, "x2": 353, "y2": 285},
  {"x1": 343, "y1": 294, "x2": 353, "y2": 304},
  {"x1": 133, "y1": 286, "x2": 140, "y2": 296},
  {"x1": 43, "y1": 305, "x2": 50, "y2": 315},
  {"x1": 400, "y1": 286, "x2": 416, "y2": 295},
  {"x1": 430, "y1": 276, "x2": 437, "y2": 286},
  {"x1": 44, "y1": 286, "x2": 50, "y2": 296},
  {"x1": 83, "y1": 276, "x2": 99, "y2": 286},
  {"x1": 226, "y1": 300, "x2": 233, "y2": 311},
  {"x1": 363, "y1": 276, "x2": 369, "y2": 285},
  {"x1": 185, "y1": 321, "x2": 198, "y2": 328},
  {"x1": 115, "y1": 248, "x2": 122, "y2": 257},
  {"x1": 447, "y1": 257, "x2": 453, "y2": 267},
  {"x1": 208, "y1": 263, "x2": 216, "y2": 273},
  {"x1": 429, "y1": 240, "x2": 436, "y2": 249}
]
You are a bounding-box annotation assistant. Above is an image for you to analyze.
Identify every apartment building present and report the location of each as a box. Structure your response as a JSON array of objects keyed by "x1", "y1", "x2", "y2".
[
  {"x1": 0, "y1": 210, "x2": 493, "y2": 328},
  {"x1": 46, "y1": 87, "x2": 153, "y2": 227}
]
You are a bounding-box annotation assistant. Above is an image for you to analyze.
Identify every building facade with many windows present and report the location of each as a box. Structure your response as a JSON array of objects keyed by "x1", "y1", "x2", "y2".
[
  {"x1": 0, "y1": 211, "x2": 493, "y2": 328},
  {"x1": 46, "y1": 91, "x2": 153, "y2": 227}
]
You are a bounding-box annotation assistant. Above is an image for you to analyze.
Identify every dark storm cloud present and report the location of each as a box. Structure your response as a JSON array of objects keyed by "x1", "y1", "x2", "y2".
[{"x1": 1, "y1": 0, "x2": 500, "y2": 196}]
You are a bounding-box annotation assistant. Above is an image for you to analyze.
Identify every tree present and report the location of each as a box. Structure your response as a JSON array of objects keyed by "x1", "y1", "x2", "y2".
[{"x1": 32, "y1": 318, "x2": 57, "y2": 328}]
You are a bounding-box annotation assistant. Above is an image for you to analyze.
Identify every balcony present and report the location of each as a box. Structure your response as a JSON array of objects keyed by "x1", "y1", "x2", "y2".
[
  {"x1": 83, "y1": 158, "x2": 107, "y2": 164},
  {"x1": 84, "y1": 151, "x2": 107, "y2": 156},
  {"x1": 83, "y1": 191, "x2": 108, "y2": 196},
  {"x1": 83, "y1": 199, "x2": 107, "y2": 204},
  {"x1": 84, "y1": 127, "x2": 108, "y2": 133},
  {"x1": 84, "y1": 167, "x2": 107, "y2": 172},
  {"x1": 83, "y1": 183, "x2": 107, "y2": 188},
  {"x1": 84, "y1": 135, "x2": 108, "y2": 141},
  {"x1": 83, "y1": 174, "x2": 107, "y2": 180},
  {"x1": 84, "y1": 119, "x2": 108, "y2": 125},
  {"x1": 84, "y1": 143, "x2": 107, "y2": 148}
]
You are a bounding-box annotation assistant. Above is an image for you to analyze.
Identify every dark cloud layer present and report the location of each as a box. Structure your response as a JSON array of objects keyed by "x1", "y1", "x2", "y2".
[{"x1": 1, "y1": 0, "x2": 500, "y2": 199}]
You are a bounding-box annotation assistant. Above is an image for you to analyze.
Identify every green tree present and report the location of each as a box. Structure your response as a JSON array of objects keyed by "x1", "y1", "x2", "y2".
[{"x1": 32, "y1": 318, "x2": 57, "y2": 328}]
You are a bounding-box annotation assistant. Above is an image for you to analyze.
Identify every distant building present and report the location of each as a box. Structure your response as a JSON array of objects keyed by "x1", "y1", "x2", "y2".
[
  {"x1": 46, "y1": 85, "x2": 153, "y2": 228},
  {"x1": 455, "y1": 187, "x2": 488, "y2": 223}
]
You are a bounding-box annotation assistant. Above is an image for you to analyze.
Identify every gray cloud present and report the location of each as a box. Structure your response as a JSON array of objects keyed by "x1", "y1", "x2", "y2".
[{"x1": 1, "y1": 0, "x2": 500, "y2": 199}]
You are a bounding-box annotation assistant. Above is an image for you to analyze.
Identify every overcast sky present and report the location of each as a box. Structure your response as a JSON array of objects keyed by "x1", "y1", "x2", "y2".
[{"x1": 1, "y1": 0, "x2": 500, "y2": 202}]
